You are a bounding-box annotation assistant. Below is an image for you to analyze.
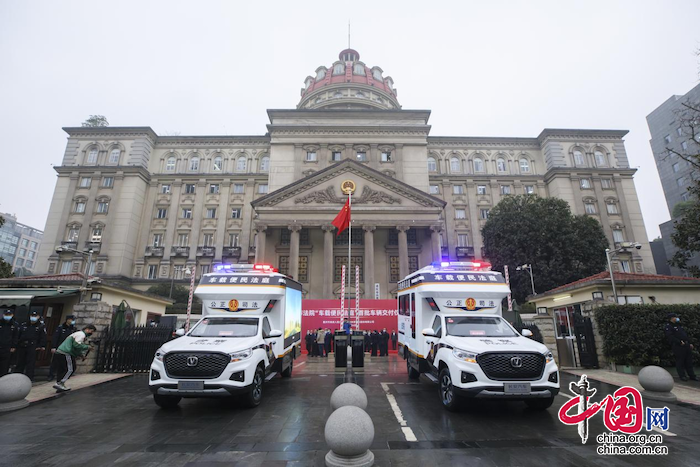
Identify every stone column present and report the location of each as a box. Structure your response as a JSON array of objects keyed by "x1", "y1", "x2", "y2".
[
  {"x1": 363, "y1": 225, "x2": 376, "y2": 299},
  {"x1": 322, "y1": 224, "x2": 335, "y2": 298},
  {"x1": 162, "y1": 180, "x2": 182, "y2": 261},
  {"x1": 214, "y1": 180, "x2": 232, "y2": 262},
  {"x1": 289, "y1": 224, "x2": 302, "y2": 280},
  {"x1": 430, "y1": 225, "x2": 442, "y2": 263},
  {"x1": 397, "y1": 225, "x2": 410, "y2": 279},
  {"x1": 254, "y1": 224, "x2": 267, "y2": 263}
]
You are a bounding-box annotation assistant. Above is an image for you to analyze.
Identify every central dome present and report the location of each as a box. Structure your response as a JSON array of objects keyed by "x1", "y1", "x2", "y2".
[{"x1": 298, "y1": 49, "x2": 400, "y2": 110}]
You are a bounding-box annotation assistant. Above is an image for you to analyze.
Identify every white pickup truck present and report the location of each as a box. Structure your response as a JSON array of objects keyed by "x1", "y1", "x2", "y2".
[
  {"x1": 149, "y1": 263, "x2": 302, "y2": 408},
  {"x1": 398, "y1": 261, "x2": 559, "y2": 411}
]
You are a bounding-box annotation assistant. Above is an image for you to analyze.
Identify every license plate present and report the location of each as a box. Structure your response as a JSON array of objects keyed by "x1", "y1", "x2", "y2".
[
  {"x1": 178, "y1": 381, "x2": 204, "y2": 391},
  {"x1": 504, "y1": 383, "x2": 530, "y2": 394}
]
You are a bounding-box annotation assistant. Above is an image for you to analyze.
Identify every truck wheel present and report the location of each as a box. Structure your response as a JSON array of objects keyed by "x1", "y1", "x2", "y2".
[
  {"x1": 524, "y1": 397, "x2": 555, "y2": 410},
  {"x1": 281, "y1": 358, "x2": 293, "y2": 378},
  {"x1": 439, "y1": 368, "x2": 461, "y2": 412},
  {"x1": 407, "y1": 359, "x2": 420, "y2": 380},
  {"x1": 153, "y1": 394, "x2": 181, "y2": 409},
  {"x1": 243, "y1": 366, "x2": 264, "y2": 408}
]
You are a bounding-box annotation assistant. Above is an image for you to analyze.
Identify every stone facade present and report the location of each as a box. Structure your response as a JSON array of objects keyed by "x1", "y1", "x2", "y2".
[
  {"x1": 36, "y1": 48, "x2": 655, "y2": 298},
  {"x1": 71, "y1": 301, "x2": 112, "y2": 374}
]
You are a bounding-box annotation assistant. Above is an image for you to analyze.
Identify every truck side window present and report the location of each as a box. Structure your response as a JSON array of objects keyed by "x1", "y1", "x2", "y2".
[
  {"x1": 262, "y1": 317, "x2": 271, "y2": 338},
  {"x1": 431, "y1": 316, "x2": 442, "y2": 338},
  {"x1": 410, "y1": 293, "x2": 416, "y2": 339}
]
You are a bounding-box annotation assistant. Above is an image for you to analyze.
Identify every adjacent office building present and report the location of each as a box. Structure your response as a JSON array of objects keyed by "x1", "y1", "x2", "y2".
[{"x1": 0, "y1": 212, "x2": 43, "y2": 276}]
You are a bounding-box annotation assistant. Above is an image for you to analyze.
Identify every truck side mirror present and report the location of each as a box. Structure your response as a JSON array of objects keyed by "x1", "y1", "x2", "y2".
[
  {"x1": 267, "y1": 329, "x2": 283, "y2": 338},
  {"x1": 175, "y1": 329, "x2": 185, "y2": 337},
  {"x1": 422, "y1": 328, "x2": 436, "y2": 337},
  {"x1": 521, "y1": 329, "x2": 533, "y2": 338}
]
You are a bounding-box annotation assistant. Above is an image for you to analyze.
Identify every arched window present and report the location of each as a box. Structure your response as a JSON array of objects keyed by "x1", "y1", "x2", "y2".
[
  {"x1": 189, "y1": 157, "x2": 199, "y2": 172},
  {"x1": 355, "y1": 92, "x2": 365, "y2": 98},
  {"x1": 519, "y1": 158, "x2": 530, "y2": 173},
  {"x1": 260, "y1": 156, "x2": 270, "y2": 172},
  {"x1": 333, "y1": 63, "x2": 345, "y2": 75},
  {"x1": 473, "y1": 157, "x2": 484, "y2": 173},
  {"x1": 109, "y1": 149, "x2": 120, "y2": 164},
  {"x1": 427, "y1": 157, "x2": 437, "y2": 172},
  {"x1": 87, "y1": 148, "x2": 98, "y2": 164},
  {"x1": 236, "y1": 156, "x2": 247, "y2": 172},
  {"x1": 372, "y1": 69, "x2": 382, "y2": 81},
  {"x1": 573, "y1": 150, "x2": 585, "y2": 166},
  {"x1": 213, "y1": 156, "x2": 222, "y2": 171},
  {"x1": 594, "y1": 150, "x2": 607, "y2": 167},
  {"x1": 450, "y1": 157, "x2": 461, "y2": 173},
  {"x1": 316, "y1": 69, "x2": 326, "y2": 81},
  {"x1": 353, "y1": 63, "x2": 365, "y2": 75},
  {"x1": 497, "y1": 158, "x2": 507, "y2": 173},
  {"x1": 333, "y1": 91, "x2": 343, "y2": 98},
  {"x1": 166, "y1": 157, "x2": 176, "y2": 171}
]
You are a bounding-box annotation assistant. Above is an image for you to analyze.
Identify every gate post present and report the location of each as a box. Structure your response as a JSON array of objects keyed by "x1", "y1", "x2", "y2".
[
  {"x1": 532, "y1": 314, "x2": 558, "y2": 363},
  {"x1": 71, "y1": 301, "x2": 113, "y2": 374}
]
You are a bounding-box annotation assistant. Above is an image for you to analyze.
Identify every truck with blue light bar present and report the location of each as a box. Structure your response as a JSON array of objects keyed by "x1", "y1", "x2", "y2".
[
  {"x1": 149, "y1": 263, "x2": 302, "y2": 409},
  {"x1": 398, "y1": 261, "x2": 559, "y2": 411}
]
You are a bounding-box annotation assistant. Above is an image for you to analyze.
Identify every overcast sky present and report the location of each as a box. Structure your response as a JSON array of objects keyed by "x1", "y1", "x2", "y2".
[{"x1": 1, "y1": 0, "x2": 699, "y2": 240}]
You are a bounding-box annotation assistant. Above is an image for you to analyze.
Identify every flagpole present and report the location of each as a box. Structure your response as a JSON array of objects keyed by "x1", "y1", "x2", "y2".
[{"x1": 347, "y1": 191, "x2": 352, "y2": 328}]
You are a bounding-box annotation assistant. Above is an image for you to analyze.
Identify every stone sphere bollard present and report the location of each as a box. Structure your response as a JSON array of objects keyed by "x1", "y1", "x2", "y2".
[
  {"x1": 638, "y1": 365, "x2": 677, "y2": 403},
  {"x1": 325, "y1": 405, "x2": 374, "y2": 467},
  {"x1": 0, "y1": 373, "x2": 32, "y2": 412},
  {"x1": 330, "y1": 383, "x2": 368, "y2": 411}
]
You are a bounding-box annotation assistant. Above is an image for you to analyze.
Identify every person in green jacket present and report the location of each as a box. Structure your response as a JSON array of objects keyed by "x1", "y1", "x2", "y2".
[{"x1": 53, "y1": 325, "x2": 96, "y2": 392}]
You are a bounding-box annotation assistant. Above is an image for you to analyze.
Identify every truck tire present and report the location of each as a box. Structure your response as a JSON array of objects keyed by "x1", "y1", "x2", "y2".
[
  {"x1": 153, "y1": 394, "x2": 181, "y2": 409},
  {"x1": 281, "y1": 358, "x2": 293, "y2": 378},
  {"x1": 439, "y1": 367, "x2": 461, "y2": 412},
  {"x1": 524, "y1": 397, "x2": 555, "y2": 410},
  {"x1": 242, "y1": 366, "x2": 264, "y2": 408},
  {"x1": 407, "y1": 359, "x2": 420, "y2": 380}
]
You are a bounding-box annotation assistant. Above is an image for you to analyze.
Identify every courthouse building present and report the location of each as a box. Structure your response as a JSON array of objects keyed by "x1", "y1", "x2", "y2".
[{"x1": 36, "y1": 48, "x2": 655, "y2": 298}]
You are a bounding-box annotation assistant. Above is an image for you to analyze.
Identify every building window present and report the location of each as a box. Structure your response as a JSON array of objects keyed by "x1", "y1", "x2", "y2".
[
  {"x1": 230, "y1": 208, "x2": 242, "y2": 219},
  {"x1": 166, "y1": 157, "x2": 176, "y2": 171},
  {"x1": 258, "y1": 184, "x2": 268, "y2": 194},
  {"x1": 429, "y1": 185, "x2": 439, "y2": 194},
  {"x1": 21, "y1": 239, "x2": 28, "y2": 247},
  {"x1": 181, "y1": 208, "x2": 192, "y2": 219},
  {"x1": 594, "y1": 150, "x2": 607, "y2": 167},
  {"x1": 279, "y1": 255, "x2": 309, "y2": 282},
  {"x1": 612, "y1": 228, "x2": 624, "y2": 243},
  {"x1": 201, "y1": 265, "x2": 211, "y2": 275},
  {"x1": 232, "y1": 183, "x2": 244, "y2": 194},
  {"x1": 16, "y1": 258, "x2": 24, "y2": 266},
  {"x1": 147, "y1": 265, "x2": 158, "y2": 279},
  {"x1": 473, "y1": 158, "x2": 484, "y2": 173},
  {"x1": 619, "y1": 260, "x2": 631, "y2": 273},
  {"x1": 332, "y1": 151, "x2": 342, "y2": 161},
  {"x1": 525, "y1": 185, "x2": 535, "y2": 195},
  {"x1": 280, "y1": 228, "x2": 310, "y2": 246},
  {"x1": 228, "y1": 233, "x2": 240, "y2": 247},
  {"x1": 457, "y1": 234, "x2": 469, "y2": 247},
  {"x1": 584, "y1": 201, "x2": 597, "y2": 214},
  {"x1": 30, "y1": 241, "x2": 37, "y2": 250},
  {"x1": 189, "y1": 157, "x2": 199, "y2": 171},
  {"x1": 97, "y1": 201, "x2": 109, "y2": 213},
  {"x1": 389, "y1": 256, "x2": 418, "y2": 282},
  {"x1": 477, "y1": 185, "x2": 487, "y2": 195},
  {"x1": 213, "y1": 156, "x2": 222, "y2": 171},
  {"x1": 356, "y1": 151, "x2": 367, "y2": 162},
  {"x1": 455, "y1": 209, "x2": 466, "y2": 219},
  {"x1": 381, "y1": 151, "x2": 392, "y2": 162},
  {"x1": 152, "y1": 234, "x2": 163, "y2": 247},
  {"x1": 497, "y1": 158, "x2": 507, "y2": 173},
  {"x1": 574, "y1": 150, "x2": 585, "y2": 166},
  {"x1": 100, "y1": 177, "x2": 113, "y2": 188},
  {"x1": 156, "y1": 208, "x2": 167, "y2": 219},
  {"x1": 202, "y1": 233, "x2": 214, "y2": 247},
  {"x1": 236, "y1": 156, "x2": 247, "y2": 172},
  {"x1": 580, "y1": 178, "x2": 592, "y2": 189},
  {"x1": 450, "y1": 157, "x2": 461, "y2": 173},
  {"x1": 677, "y1": 177, "x2": 686, "y2": 187},
  {"x1": 606, "y1": 201, "x2": 619, "y2": 215},
  {"x1": 306, "y1": 151, "x2": 317, "y2": 162},
  {"x1": 18, "y1": 248, "x2": 26, "y2": 257},
  {"x1": 453, "y1": 185, "x2": 464, "y2": 195},
  {"x1": 79, "y1": 177, "x2": 92, "y2": 188},
  {"x1": 177, "y1": 233, "x2": 189, "y2": 246},
  {"x1": 336, "y1": 228, "x2": 364, "y2": 246},
  {"x1": 500, "y1": 185, "x2": 511, "y2": 195},
  {"x1": 209, "y1": 184, "x2": 220, "y2": 194},
  {"x1": 160, "y1": 184, "x2": 171, "y2": 194},
  {"x1": 27, "y1": 251, "x2": 35, "y2": 260},
  {"x1": 427, "y1": 157, "x2": 438, "y2": 172},
  {"x1": 61, "y1": 261, "x2": 72, "y2": 274},
  {"x1": 664, "y1": 135, "x2": 672, "y2": 144},
  {"x1": 67, "y1": 227, "x2": 80, "y2": 242},
  {"x1": 519, "y1": 159, "x2": 530, "y2": 173},
  {"x1": 91, "y1": 226, "x2": 103, "y2": 242},
  {"x1": 205, "y1": 208, "x2": 217, "y2": 219},
  {"x1": 333, "y1": 63, "x2": 345, "y2": 75},
  {"x1": 480, "y1": 209, "x2": 490, "y2": 220},
  {"x1": 109, "y1": 149, "x2": 120, "y2": 164},
  {"x1": 682, "y1": 141, "x2": 688, "y2": 151},
  {"x1": 74, "y1": 201, "x2": 86, "y2": 213},
  {"x1": 601, "y1": 179, "x2": 613, "y2": 189},
  {"x1": 681, "y1": 192, "x2": 690, "y2": 201},
  {"x1": 672, "y1": 162, "x2": 680, "y2": 172},
  {"x1": 184, "y1": 184, "x2": 196, "y2": 194},
  {"x1": 335, "y1": 256, "x2": 363, "y2": 282},
  {"x1": 87, "y1": 148, "x2": 98, "y2": 164},
  {"x1": 260, "y1": 156, "x2": 270, "y2": 172}
]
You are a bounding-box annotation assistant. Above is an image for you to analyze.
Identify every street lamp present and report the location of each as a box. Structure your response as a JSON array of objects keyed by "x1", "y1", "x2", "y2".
[
  {"x1": 605, "y1": 242, "x2": 642, "y2": 304},
  {"x1": 169, "y1": 265, "x2": 192, "y2": 299},
  {"x1": 55, "y1": 246, "x2": 95, "y2": 302},
  {"x1": 516, "y1": 264, "x2": 536, "y2": 296}
]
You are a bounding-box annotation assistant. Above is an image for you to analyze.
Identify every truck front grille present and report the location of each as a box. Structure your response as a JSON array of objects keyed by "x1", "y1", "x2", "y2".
[
  {"x1": 164, "y1": 352, "x2": 230, "y2": 379},
  {"x1": 477, "y1": 352, "x2": 545, "y2": 381}
]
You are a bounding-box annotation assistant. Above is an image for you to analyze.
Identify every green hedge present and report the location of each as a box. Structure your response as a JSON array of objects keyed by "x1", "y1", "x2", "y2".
[{"x1": 595, "y1": 304, "x2": 700, "y2": 367}]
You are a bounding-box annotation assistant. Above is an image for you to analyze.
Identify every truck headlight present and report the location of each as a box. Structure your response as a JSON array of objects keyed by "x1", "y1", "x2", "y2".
[
  {"x1": 452, "y1": 348, "x2": 478, "y2": 363},
  {"x1": 229, "y1": 349, "x2": 252, "y2": 362},
  {"x1": 155, "y1": 347, "x2": 166, "y2": 362},
  {"x1": 545, "y1": 351, "x2": 554, "y2": 363}
]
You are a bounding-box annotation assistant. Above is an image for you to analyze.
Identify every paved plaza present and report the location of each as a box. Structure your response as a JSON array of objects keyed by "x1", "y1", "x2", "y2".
[{"x1": 0, "y1": 355, "x2": 699, "y2": 466}]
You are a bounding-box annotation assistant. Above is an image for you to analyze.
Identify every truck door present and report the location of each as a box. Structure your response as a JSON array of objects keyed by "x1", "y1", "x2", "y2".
[
  {"x1": 410, "y1": 293, "x2": 416, "y2": 339},
  {"x1": 426, "y1": 315, "x2": 442, "y2": 365}
]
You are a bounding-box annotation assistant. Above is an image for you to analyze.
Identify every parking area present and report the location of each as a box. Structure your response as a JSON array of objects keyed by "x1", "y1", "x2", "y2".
[{"x1": 1, "y1": 355, "x2": 698, "y2": 466}]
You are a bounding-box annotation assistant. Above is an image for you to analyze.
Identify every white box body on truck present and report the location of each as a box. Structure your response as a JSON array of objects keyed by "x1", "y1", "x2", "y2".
[
  {"x1": 149, "y1": 263, "x2": 302, "y2": 408},
  {"x1": 398, "y1": 261, "x2": 559, "y2": 411}
]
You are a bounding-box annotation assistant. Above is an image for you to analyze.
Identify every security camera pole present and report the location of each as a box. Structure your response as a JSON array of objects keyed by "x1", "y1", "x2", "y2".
[
  {"x1": 605, "y1": 242, "x2": 642, "y2": 304},
  {"x1": 515, "y1": 264, "x2": 536, "y2": 296}
]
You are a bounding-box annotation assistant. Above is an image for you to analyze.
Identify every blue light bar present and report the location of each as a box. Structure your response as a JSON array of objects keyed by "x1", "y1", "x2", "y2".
[{"x1": 214, "y1": 263, "x2": 254, "y2": 272}]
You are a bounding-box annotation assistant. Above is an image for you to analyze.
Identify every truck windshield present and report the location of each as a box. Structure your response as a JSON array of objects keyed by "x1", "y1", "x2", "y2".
[
  {"x1": 445, "y1": 316, "x2": 518, "y2": 337},
  {"x1": 190, "y1": 317, "x2": 259, "y2": 338}
]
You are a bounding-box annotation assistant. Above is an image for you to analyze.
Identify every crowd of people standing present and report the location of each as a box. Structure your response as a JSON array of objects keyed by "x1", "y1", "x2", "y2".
[{"x1": 303, "y1": 324, "x2": 398, "y2": 357}]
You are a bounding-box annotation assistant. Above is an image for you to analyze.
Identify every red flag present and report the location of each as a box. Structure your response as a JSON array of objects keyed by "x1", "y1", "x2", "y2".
[{"x1": 332, "y1": 197, "x2": 351, "y2": 237}]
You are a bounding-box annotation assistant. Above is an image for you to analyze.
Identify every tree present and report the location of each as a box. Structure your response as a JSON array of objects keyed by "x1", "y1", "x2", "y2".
[
  {"x1": 147, "y1": 283, "x2": 202, "y2": 314},
  {"x1": 81, "y1": 115, "x2": 109, "y2": 127},
  {"x1": 0, "y1": 215, "x2": 13, "y2": 279},
  {"x1": 482, "y1": 195, "x2": 609, "y2": 303}
]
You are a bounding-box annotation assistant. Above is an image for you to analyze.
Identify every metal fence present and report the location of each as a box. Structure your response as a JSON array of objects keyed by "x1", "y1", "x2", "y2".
[
  {"x1": 514, "y1": 321, "x2": 544, "y2": 344},
  {"x1": 95, "y1": 326, "x2": 173, "y2": 373}
]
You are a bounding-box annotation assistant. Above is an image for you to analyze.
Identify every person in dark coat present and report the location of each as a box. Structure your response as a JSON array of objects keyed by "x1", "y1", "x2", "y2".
[
  {"x1": 325, "y1": 328, "x2": 333, "y2": 355},
  {"x1": 48, "y1": 315, "x2": 76, "y2": 380},
  {"x1": 364, "y1": 331, "x2": 370, "y2": 353},
  {"x1": 16, "y1": 310, "x2": 47, "y2": 381},
  {"x1": 391, "y1": 330, "x2": 398, "y2": 351},
  {"x1": 370, "y1": 330, "x2": 378, "y2": 357},
  {"x1": 380, "y1": 328, "x2": 390, "y2": 356},
  {"x1": 665, "y1": 313, "x2": 698, "y2": 381},
  {"x1": 0, "y1": 310, "x2": 19, "y2": 376},
  {"x1": 305, "y1": 331, "x2": 314, "y2": 356}
]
